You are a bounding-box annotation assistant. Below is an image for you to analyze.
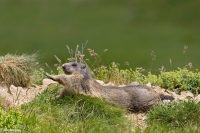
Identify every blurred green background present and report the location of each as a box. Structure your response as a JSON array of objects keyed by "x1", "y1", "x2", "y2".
[{"x1": 0, "y1": 0, "x2": 200, "y2": 72}]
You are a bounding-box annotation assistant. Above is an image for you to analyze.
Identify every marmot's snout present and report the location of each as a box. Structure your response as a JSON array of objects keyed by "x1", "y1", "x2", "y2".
[
  {"x1": 62, "y1": 64, "x2": 66, "y2": 70},
  {"x1": 62, "y1": 63, "x2": 70, "y2": 70},
  {"x1": 62, "y1": 63, "x2": 72, "y2": 75}
]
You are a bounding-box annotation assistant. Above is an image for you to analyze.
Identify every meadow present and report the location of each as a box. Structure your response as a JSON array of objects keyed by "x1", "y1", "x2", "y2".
[
  {"x1": 1, "y1": 1, "x2": 200, "y2": 132},
  {"x1": 0, "y1": 0, "x2": 200, "y2": 72},
  {"x1": 0, "y1": 53, "x2": 200, "y2": 132}
]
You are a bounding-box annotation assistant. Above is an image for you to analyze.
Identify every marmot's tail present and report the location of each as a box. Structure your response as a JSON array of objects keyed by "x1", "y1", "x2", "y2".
[{"x1": 159, "y1": 94, "x2": 175, "y2": 100}]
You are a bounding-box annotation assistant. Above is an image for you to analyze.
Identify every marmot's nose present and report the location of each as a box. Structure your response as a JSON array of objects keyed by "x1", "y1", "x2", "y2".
[
  {"x1": 62, "y1": 63, "x2": 69, "y2": 70},
  {"x1": 62, "y1": 64, "x2": 66, "y2": 70}
]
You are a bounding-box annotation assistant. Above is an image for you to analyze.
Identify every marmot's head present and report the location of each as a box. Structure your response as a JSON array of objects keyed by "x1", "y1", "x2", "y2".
[{"x1": 62, "y1": 62, "x2": 92, "y2": 79}]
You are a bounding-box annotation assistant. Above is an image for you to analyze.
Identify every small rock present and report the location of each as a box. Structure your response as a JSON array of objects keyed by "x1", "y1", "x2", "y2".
[
  {"x1": 162, "y1": 99, "x2": 171, "y2": 103},
  {"x1": 129, "y1": 82, "x2": 140, "y2": 86},
  {"x1": 96, "y1": 80, "x2": 105, "y2": 85},
  {"x1": 194, "y1": 94, "x2": 200, "y2": 103},
  {"x1": 105, "y1": 82, "x2": 115, "y2": 86},
  {"x1": 10, "y1": 85, "x2": 23, "y2": 95},
  {"x1": 180, "y1": 91, "x2": 194, "y2": 99},
  {"x1": 42, "y1": 78, "x2": 58, "y2": 86},
  {"x1": 153, "y1": 86, "x2": 166, "y2": 94},
  {"x1": 146, "y1": 83, "x2": 151, "y2": 87},
  {"x1": 166, "y1": 90, "x2": 184, "y2": 101},
  {"x1": 118, "y1": 85, "x2": 126, "y2": 87}
]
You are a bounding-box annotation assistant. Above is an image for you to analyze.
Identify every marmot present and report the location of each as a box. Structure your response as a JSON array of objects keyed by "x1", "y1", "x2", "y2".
[{"x1": 44, "y1": 62, "x2": 173, "y2": 112}]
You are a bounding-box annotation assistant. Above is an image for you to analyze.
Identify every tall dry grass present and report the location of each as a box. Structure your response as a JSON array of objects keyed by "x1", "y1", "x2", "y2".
[{"x1": 0, "y1": 53, "x2": 39, "y2": 87}]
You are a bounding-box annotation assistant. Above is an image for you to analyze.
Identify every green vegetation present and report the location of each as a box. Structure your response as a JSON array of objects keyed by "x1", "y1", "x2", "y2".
[
  {"x1": 32, "y1": 68, "x2": 45, "y2": 85},
  {"x1": 145, "y1": 101, "x2": 200, "y2": 133},
  {"x1": 94, "y1": 65, "x2": 200, "y2": 94},
  {"x1": 0, "y1": 96, "x2": 24, "y2": 131},
  {"x1": 1, "y1": 89, "x2": 200, "y2": 132},
  {"x1": 0, "y1": 52, "x2": 200, "y2": 132},
  {"x1": 21, "y1": 87, "x2": 132, "y2": 133},
  {"x1": 158, "y1": 68, "x2": 200, "y2": 94},
  {"x1": 0, "y1": 106, "x2": 24, "y2": 130},
  {"x1": 1, "y1": 0, "x2": 200, "y2": 132}
]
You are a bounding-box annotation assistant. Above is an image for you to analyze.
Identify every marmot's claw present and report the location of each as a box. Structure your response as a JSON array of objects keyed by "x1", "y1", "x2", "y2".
[{"x1": 44, "y1": 72, "x2": 51, "y2": 78}]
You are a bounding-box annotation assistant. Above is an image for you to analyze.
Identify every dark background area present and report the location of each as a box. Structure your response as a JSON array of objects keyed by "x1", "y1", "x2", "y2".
[{"x1": 0, "y1": 0, "x2": 200, "y2": 72}]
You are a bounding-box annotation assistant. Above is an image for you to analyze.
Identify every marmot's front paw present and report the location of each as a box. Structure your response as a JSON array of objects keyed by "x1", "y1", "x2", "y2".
[{"x1": 44, "y1": 72, "x2": 52, "y2": 79}]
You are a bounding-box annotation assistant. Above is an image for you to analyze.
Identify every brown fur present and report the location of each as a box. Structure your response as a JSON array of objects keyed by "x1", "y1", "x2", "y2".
[{"x1": 45, "y1": 62, "x2": 166, "y2": 112}]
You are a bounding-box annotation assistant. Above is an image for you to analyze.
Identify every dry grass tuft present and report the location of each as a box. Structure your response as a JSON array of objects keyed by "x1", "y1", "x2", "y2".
[{"x1": 0, "y1": 53, "x2": 39, "y2": 87}]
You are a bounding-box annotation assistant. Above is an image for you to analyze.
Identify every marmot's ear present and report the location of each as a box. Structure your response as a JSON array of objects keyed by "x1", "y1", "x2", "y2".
[{"x1": 81, "y1": 65, "x2": 86, "y2": 69}]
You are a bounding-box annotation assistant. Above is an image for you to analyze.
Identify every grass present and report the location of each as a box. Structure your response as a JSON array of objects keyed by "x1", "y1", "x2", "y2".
[
  {"x1": 0, "y1": 1, "x2": 200, "y2": 132},
  {"x1": 145, "y1": 101, "x2": 200, "y2": 133},
  {"x1": 0, "y1": 45, "x2": 200, "y2": 132},
  {"x1": 94, "y1": 66, "x2": 200, "y2": 94},
  {"x1": 0, "y1": 53, "x2": 39, "y2": 87},
  {"x1": 0, "y1": 52, "x2": 200, "y2": 132},
  {"x1": 20, "y1": 86, "x2": 132, "y2": 133},
  {"x1": 1, "y1": 85, "x2": 200, "y2": 133}
]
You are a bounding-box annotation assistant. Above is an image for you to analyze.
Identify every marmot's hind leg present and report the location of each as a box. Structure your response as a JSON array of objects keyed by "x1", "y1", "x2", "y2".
[
  {"x1": 51, "y1": 88, "x2": 69, "y2": 100},
  {"x1": 57, "y1": 88, "x2": 68, "y2": 98}
]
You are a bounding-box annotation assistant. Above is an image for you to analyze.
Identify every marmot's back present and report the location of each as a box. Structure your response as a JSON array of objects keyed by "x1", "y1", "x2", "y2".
[
  {"x1": 124, "y1": 85, "x2": 160, "y2": 111},
  {"x1": 102, "y1": 84, "x2": 160, "y2": 111}
]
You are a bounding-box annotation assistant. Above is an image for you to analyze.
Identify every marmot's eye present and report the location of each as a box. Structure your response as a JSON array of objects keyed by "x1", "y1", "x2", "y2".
[
  {"x1": 81, "y1": 65, "x2": 86, "y2": 69},
  {"x1": 72, "y1": 63, "x2": 77, "y2": 67}
]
